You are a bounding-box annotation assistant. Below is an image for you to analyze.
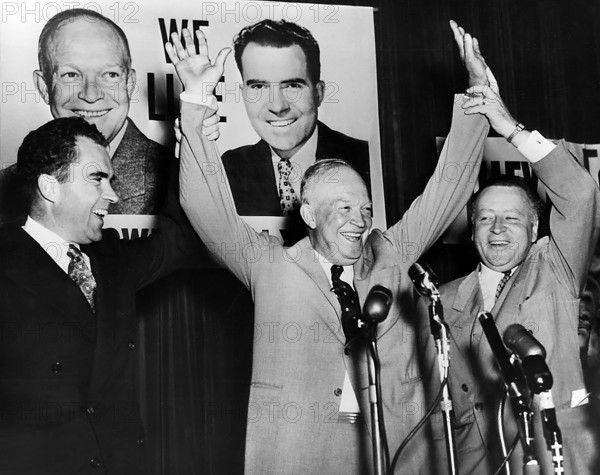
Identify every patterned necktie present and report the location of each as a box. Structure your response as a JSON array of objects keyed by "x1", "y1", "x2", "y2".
[
  {"x1": 330, "y1": 265, "x2": 363, "y2": 342},
  {"x1": 278, "y1": 158, "x2": 299, "y2": 216},
  {"x1": 495, "y1": 270, "x2": 512, "y2": 300},
  {"x1": 67, "y1": 244, "x2": 96, "y2": 312}
]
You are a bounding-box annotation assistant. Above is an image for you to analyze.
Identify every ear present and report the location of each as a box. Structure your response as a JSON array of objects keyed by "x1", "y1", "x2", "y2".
[
  {"x1": 300, "y1": 203, "x2": 316, "y2": 229},
  {"x1": 37, "y1": 174, "x2": 60, "y2": 203},
  {"x1": 33, "y1": 70, "x2": 50, "y2": 105},
  {"x1": 126, "y1": 69, "x2": 137, "y2": 99},
  {"x1": 315, "y1": 80, "x2": 325, "y2": 107},
  {"x1": 531, "y1": 217, "x2": 539, "y2": 242}
]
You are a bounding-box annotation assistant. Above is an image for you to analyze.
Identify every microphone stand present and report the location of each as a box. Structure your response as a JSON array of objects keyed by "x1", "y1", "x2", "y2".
[
  {"x1": 367, "y1": 324, "x2": 386, "y2": 475},
  {"x1": 428, "y1": 293, "x2": 458, "y2": 475},
  {"x1": 478, "y1": 313, "x2": 539, "y2": 474}
]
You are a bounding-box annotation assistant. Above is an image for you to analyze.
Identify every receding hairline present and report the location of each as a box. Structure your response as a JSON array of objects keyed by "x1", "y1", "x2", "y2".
[
  {"x1": 300, "y1": 160, "x2": 367, "y2": 204},
  {"x1": 39, "y1": 10, "x2": 132, "y2": 78}
]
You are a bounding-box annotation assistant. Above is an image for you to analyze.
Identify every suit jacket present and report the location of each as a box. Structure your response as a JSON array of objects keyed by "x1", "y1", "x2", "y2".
[
  {"x1": 0, "y1": 215, "x2": 198, "y2": 474},
  {"x1": 221, "y1": 121, "x2": 370, "y2": 217},
  {"x1": 110, "y1": 118, "x2": 172, "y2": 215},
  {"x1": 422, "y1": 143, "x2": 600, "y2": 474},
  {"x1": 179, "y1": 98, "x2": 488, "y2": 474}
]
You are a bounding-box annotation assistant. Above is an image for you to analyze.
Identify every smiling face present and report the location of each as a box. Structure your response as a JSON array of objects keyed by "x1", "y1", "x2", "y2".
[
  {"x1": 301, "y1": 166, "x2": 372, "y2": 266},
  {"x1": 35, "y1": 18, "x2": 135, "y2": 143},
  {"x1": 472, "y1": 185, "x2": 538, "y2": 272},
  {"x1": 51, "y1": 136, "x2": 119, "y2": 244},
  {"x1": 240, "y1": 43, "x2": 324, "y2": 159}
]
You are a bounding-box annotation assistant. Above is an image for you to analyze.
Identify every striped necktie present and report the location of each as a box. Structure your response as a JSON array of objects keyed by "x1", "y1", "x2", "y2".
[{"x1": 495, "y1": 270, "x2": 512, "y2": 300}]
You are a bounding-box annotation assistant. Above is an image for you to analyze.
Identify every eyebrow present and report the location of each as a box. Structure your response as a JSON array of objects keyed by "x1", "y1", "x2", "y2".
[
  {"x1": 88, "y1": 171, "x2": 110, "y2": 180},
  {"x1": 245, "y1": 78, "x2": 308, "y2": 86}
]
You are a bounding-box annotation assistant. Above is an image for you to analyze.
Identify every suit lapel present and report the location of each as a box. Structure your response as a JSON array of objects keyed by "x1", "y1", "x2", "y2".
[
  {"x1": 3, "y1": 229, "x2": 95, "y2": 320},
  {"x1": 111, "y1": 118, "x2": 147, "y2": 201},
  {"x1": 293, "y1": 237, "x2": 345, "y2": 345}
]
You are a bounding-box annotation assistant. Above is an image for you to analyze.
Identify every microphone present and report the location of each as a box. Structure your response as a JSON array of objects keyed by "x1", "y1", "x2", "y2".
[
  {"x1": 504, "y1": 325, "x2": 563, "y2": 467},
  {"x1": 408, "y1": 262, "x2": 440, "y2": 298},
  {"x1": 478, "y1": 312, "x2": 525, "y2": 392},
  {"x1": 362, "y1": 285, "x2": 393, "y2": 324},
  {"x1": 503, "y1": 324, "x2": 552, "y2": 394}
]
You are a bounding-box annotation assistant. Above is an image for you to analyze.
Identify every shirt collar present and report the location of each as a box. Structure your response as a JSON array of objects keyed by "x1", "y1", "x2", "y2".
[
  {"x1": 22, "y1": 216, "x2": 80, "y2": 273},
  {"x1": 270, "y1": 123, "x2": 319, "y2": 169},
  {"x1": 108, "y1": 120, "x2": 128, "y2": 158}
]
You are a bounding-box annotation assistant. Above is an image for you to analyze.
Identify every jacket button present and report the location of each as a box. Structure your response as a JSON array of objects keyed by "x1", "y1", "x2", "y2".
[
  {"x1": 89, "y1": 457, "x2": 101, "y2": 468},
  {"x1": 474, "y1": 402, "x2": 483, "y2": 410},
  {"x1": 51, "y1": 362, "x2": 62, "y2": 374},
  {"x1": 461, "y1": 384, "x2": 469, "y2": 392},
  {"x1": 86, "y1": 406, "x2": 95, "y2": 415},
  {"x1": 334, "y1": 388, "x2": 342, "y2": 397},
  {"x1": 128, "y1": 340, "x2": 135, "y2": 350}
]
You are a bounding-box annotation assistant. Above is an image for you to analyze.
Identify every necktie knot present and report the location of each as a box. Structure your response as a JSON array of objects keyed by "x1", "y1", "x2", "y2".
[{"x1": 331, "y1": 264, "x2": 344, "y2": 283}]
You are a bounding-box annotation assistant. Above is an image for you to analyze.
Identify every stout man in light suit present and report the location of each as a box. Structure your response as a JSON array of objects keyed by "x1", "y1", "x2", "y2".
[
  {"x1": 0, "y1": 118, "x2": 198, "y2": 474},
  {"x1": 421, "y1": 24, "x2": 600, "y2": 475},
  {"x1": 167, "y1": 22, "x2": 493, "y2": 473}
]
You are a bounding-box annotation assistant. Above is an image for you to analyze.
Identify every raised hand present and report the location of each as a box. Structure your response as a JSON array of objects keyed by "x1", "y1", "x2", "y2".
[
  {"x1": 461, "y1": 84, "x2": 526, "y2": 143},
  {"x1": 450, "y1": 20, "x2": 489, "y2": 87},
  {"x1": 165, "y1": 28, "x2": 230, "y2": 96}
]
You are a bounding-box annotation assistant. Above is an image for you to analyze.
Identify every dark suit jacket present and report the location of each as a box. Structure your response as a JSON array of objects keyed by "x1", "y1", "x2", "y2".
[
  {"x1": 422, "y1": 143, "x2": 600, "y2": 475},
  {"x1": 0, "y1": 215, "x2": 198, "y2": 474},
  {"x1": 221, "y1": 121, "x2": 370, "y2": 217}
]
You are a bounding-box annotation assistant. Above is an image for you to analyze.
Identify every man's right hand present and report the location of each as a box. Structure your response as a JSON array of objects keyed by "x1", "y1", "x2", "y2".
[{"x1": 165, "y1": 28, "x2": 231, "y2": 97}]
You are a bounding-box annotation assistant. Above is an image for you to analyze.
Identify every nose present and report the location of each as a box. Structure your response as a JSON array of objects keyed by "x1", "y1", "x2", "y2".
[
  {"x1": 77, "y1": 75, "x2": 104, "y2": 103},
  {"x1": 268, "y1": 85, "x2": 291, "y2": 115},
  {"x1": 490, "y1": 217, "x2": 506, "y2": 234},
  {"x1": 350, "y1": 209, "x2": 366, "y2": 228},
  {"x1": 104, "y1": 182, "x2": 119, "y2": 204}
]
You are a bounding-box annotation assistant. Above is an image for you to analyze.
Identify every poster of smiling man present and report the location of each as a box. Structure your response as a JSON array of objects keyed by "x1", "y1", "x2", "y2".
[{"x1": 0, "y1": 1, "x2": 384, "y2": 237}]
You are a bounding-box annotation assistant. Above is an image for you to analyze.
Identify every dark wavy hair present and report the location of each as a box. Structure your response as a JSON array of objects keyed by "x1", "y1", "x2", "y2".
[
  {"x1": 233, "y1": 19, "x2": 321, "y2": 84},
  {"x1": 37, "y1": 8, "x2": 132, "y2": 87},
  {"x1": 17, "y1": 117, "x2": 107, "y2": 207}
]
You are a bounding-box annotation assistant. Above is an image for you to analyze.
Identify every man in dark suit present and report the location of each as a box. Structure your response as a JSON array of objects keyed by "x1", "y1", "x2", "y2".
[
  {"x1": 220, "y1": 19, "x2": 370, "y2": 218},
  {"x1": 421, "y1": 23, "x2": 600, "y2": 475},
  {"x1": 0, "y1": 117, "x2": 198, "y2": 474}
]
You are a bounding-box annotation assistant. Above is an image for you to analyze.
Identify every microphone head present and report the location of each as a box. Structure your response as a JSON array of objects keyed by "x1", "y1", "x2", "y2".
[
  {"x1": 408, "y1": 262, "x2": 439, "y2": 297},
  {"x1": 503, "y1": 324, "x2": 547, "y2": 359},
  {"x1": 363, "y1": 285, "x2": 393, "y2": 323}
]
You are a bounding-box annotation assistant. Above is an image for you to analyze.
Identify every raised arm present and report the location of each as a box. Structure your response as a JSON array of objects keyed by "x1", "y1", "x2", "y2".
[
  {"x1": 166, "y1": 28, "x2": 275, "y2": 288},
  {"x1": 384, "y1": 21, "x2": 490, "y2": 258}
]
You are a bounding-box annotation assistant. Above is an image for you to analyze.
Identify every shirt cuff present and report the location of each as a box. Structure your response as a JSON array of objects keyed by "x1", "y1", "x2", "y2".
[
  {"x1": 517, "y1": 130, "x2": 556, "y2": 163},
  {"x1": 180, "y1": 91, "x2": 218, "y2": 110}
]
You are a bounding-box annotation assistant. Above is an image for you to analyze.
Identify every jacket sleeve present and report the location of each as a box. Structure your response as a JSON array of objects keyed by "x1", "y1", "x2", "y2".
[
  {"x1": 178, "y1": 101, "x2": 279, "y2": 289},
  {"x1": 384, "y1": 95, "x2": 489, "y2": 263},
  {"x1": 533, "y1": 142, "x2": 600, "y2": 294}
]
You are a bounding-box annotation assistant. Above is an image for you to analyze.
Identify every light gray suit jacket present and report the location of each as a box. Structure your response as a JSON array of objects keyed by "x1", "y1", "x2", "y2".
[
  {"x1": 423, "y1": 143, "x2": 600, "y2": 474},
  {"x1": 179, "y1": 97, "x2": 488, "y2": 474}
]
